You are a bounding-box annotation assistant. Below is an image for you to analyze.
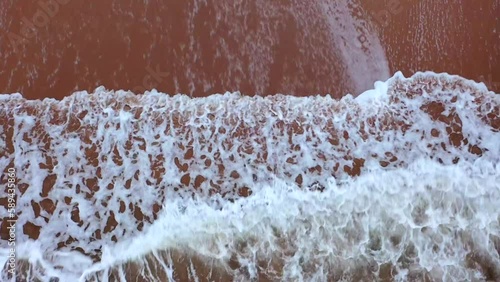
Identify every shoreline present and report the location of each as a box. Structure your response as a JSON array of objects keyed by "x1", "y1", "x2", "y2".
[
  {"x1": 1, "y1": 1, "x2": 498, "y2": 100},
  {"x1": 1, "y1": 72, "x2": 499, "y2": 281}
]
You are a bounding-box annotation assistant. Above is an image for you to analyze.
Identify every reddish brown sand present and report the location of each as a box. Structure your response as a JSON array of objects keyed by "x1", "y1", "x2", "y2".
[
  {"x1": 1, "y1": 0, "x2": 499, "y2": 281},
  {"x1": 0, "y1": 0, "x2": 499, "y2": 100}
]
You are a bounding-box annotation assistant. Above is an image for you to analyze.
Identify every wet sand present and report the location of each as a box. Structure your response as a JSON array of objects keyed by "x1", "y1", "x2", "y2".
[
  {"x1": 372, "y1": 0, "x2": 499, "y2": 91},
  {"x1": 0, "y1": 0, "x2": 498, "y2": 100},
  {"x1": 1, "y1": 0, "x2": 499, "y2": 281},
  {"x1": 1, "y1": 73, "x2": 500, "y2": 281}
]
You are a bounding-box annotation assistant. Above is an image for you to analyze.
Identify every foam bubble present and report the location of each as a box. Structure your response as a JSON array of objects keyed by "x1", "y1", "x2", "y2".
[
  {"x1": 85, "y1": 159, "x2": 500, "y2": 281},
  {"x1": 0, "y1": 71, "x2": 499, "y2": 281}
]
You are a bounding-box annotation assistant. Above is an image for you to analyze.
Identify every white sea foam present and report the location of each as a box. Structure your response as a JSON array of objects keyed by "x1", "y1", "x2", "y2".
[
  {"x1": 14, "y1": 159, "x2": 499, "y2": 281},
  {"x1": 91, "y1": 159, "x2": 500, "y2": 281},
  {"x1": 318, "y1": 0, "x2": 391, "y2": 93},
  {"x1": 0, "y1": 71, "x2": 499, "y2": 281}
]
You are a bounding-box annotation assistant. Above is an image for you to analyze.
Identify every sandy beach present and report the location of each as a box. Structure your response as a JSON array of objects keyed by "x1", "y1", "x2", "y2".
[
  {"x1": 1, "y1": 1, "x2": 499, "y2": 281},
  {"x1": 0, "y1": 0, "x2": 498, "y2": 100}
]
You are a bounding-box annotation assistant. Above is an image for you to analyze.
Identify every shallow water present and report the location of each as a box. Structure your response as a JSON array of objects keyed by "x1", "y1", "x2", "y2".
[
  {"x1": 0, "y1": 0, "x2": 498, "y2": 99},
  {"x1": 1, "y1": 1, "x2": 499, "y2": 281},
  {"x1": 1, "y1": 72, "x2": 499, "y2": 281}
]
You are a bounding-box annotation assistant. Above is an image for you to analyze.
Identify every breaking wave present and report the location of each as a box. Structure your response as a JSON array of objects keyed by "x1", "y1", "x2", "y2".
[{"x1": 0, "y1": 72, "x2": 499, "y2": 281}]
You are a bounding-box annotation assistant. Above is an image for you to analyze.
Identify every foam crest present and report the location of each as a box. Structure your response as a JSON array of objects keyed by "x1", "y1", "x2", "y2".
[
  {"x1": 0, "y1": 72, "x2": 499, "y2": 281},
  {"x1": 18, "y1": 160, "x2": 500, "y2": 281},
  {"x1": 109, "y1": 160, "x2": 500, "y2": 281}
]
